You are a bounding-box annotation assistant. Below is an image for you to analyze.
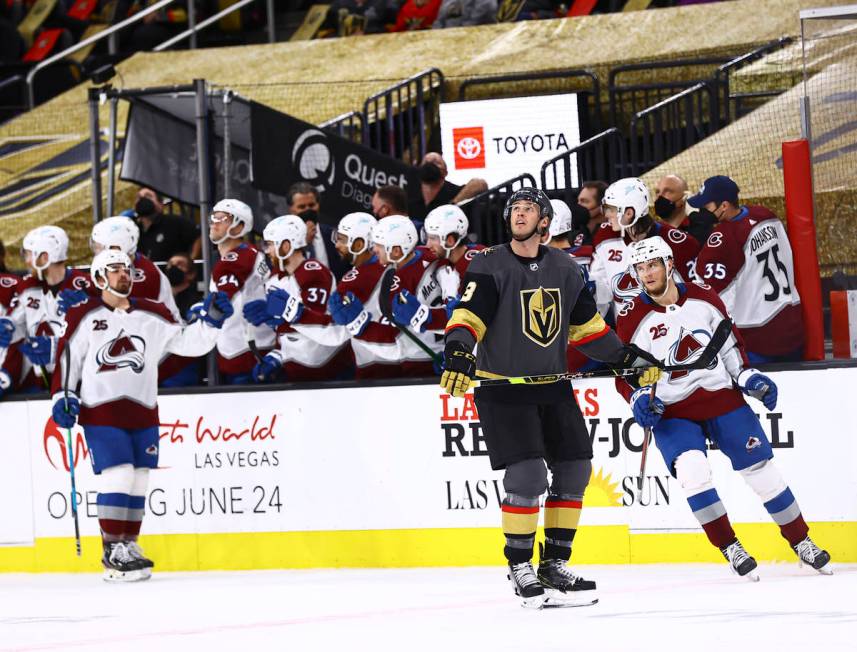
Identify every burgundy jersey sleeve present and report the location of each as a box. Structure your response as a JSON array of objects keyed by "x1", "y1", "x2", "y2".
[
  {"x1": 337, "y1": 264, "x2": 397, "y2": 344},
  {"x1": 659, "y1": 224, "x2": 701, "y2": 281},
  {"x1": 212, "y1": 247, "x2": 256, "y2": 299},
  {"x1": 0, "y1": 274, "x2": 20, "y2": 312},
  {"x1": 131, "y1": 254, "x2": 163, "y2": 301},
  {"x1": 694, "y1": 223, "x2": 745, "y2": 293},
  {"x1": 614, "y1": 298, "x2": 650, "y2": 403},
  {"x1": 294, "y1": 261, "x2": 334, "y2": 327},
  {"x1": 66, "y1": 270, "x2": 97, "y2": 296},
  {"x1": 131, "y1": 298, "x2": 179, "y2": 324}
]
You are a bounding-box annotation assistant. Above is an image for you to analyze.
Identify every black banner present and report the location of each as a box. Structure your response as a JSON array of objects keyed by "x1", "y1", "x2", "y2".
[
  {"x1": 120, "y1": 100, "x2": 289, "y2": 231},
  {"x1": 250, "y1": 102, "x2": 421, "y2": 222}
]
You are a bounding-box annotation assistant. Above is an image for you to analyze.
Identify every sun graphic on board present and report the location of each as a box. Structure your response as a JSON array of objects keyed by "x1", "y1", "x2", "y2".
[{"x1": 583, "y1": 467, "x2": 623, "y2": 507}]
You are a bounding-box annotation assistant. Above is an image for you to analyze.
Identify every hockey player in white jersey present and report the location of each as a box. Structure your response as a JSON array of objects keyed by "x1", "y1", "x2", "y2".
[
  {"x1": 615, "y1": 236, "x2": 831, "y2": 579},
  {"x1": 207, "y1": 198, "x2": 275, "y2": 383},
  {"x1": 51, "y1": 250, "x2": 233, "y2": 581},
  {"x1": 12, "y1": 225, "x2": 95, "y2": 390},
  {"x1": 241, "y1": 215, "x2": 352, "y2": 382}
]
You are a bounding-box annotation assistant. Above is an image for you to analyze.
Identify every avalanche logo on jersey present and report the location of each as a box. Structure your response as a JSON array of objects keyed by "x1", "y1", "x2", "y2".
[
  {"x1": 612, "y1": 271, "x2": 642, "y2": 304},
  {"x1": 667, "y1": 327, "x2": 717, "y2": 380},
  {"x1": 95, "y1": 329, "x2": 146, "y2": 374},
  {"x1": 520, "y1": 287, "x2": 561, "y2": 348},
  {"x1": 132, "y1": 267, "x2": 146, "y2": 283}
]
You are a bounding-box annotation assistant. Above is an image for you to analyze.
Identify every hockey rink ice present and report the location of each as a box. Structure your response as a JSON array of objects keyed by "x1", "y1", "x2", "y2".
[{"x1": 0, "y1": 563, "x2": 854, "y2": 652}]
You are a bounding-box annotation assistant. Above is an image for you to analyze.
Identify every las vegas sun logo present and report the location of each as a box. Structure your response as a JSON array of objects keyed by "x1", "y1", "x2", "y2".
[{"x1": 583, "y1": 467, "x2": 623, "y2": 507}]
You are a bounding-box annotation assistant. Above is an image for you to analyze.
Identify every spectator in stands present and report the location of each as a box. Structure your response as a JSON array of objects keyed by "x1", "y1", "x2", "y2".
[
  {"x1": 286, "y1": 182, "x2": 348, "y2": 280},
  {"x1": 416, "y1": 152, "x2": 487, "y2": 219},
  {"x1": 433, "y1": 0, "x2": 498, "y2": 27},
  {"x1": 517, "y1": 0, "x2": 563, "y2": 19},
  {"x1": 371, "y1": 185, "x2": 410, "y2": 219},
  {"x1": 165, "y1": 252, "x2": 202, "y2": 318},
  {"x1": 654, "y1": 173, "x2": 715, "y2": 245},
  {"x1": 323, "y1": 0, "x2": 396, "y2": 35},
  {"x1": 576, "y1": 180, "x2": 607, "y2": 241},
  {"x1": 134, "y1": 188, "x2": 200, "y2": 263},
  {"x1": 691, "y1": 175, "x2": 804, "y2": 363},
  {"x1": 390, "y1": 0, "x2": 441, "y2": 31}
]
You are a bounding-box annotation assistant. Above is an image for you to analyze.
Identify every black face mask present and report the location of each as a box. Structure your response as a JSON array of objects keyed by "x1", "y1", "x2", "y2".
[
  {"x1": 695, "y1": 207, "x2": 718, "y2": 224},
  {"x1": 654, "y1": 196, "x2": 677, "y2": 220},
  {"x1": 165, "y1": 266, "x2": 186, "y2": 287},
  {"x1": 418, "y1": 163, "x2": 442, "y2": 184},
  {"x1": 135, "y1": 198, "x2": 157, "y2": 218},
  {"x1": 298, "y1": 209, "x2": 319, "y2": 224}
]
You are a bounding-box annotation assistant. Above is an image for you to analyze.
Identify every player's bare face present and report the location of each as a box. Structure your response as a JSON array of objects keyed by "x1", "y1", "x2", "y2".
[
  {"x1": 510, "y1": 201, "x2": 541, "y2": 241},
  {"x1": 106, "y1": 265, "x2": 131, "y2": 295},
  {"x1": 335, "y1": 233, "x2": 355, "y2": 263},
  {"x1": 635, "y1": 259, "x2": 668, "y2": 295},
  {"x1": 604, "y1": 204, "x2": 620, "y2": 232},
  {"x1": 209, "y1": 212, "x2": 236, "y2": 241},
  {"x1": 425, "y1": 234, "x2": 445, "y2": 258},
  {"x1": 372, "y1": 243, "x2": 390, "y2": 266}
]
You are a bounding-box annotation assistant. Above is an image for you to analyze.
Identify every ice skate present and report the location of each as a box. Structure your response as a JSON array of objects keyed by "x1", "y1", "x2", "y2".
[
  {"x1": 537, "y1": 558, "x2": 598, "y2": 608},
  {"x1": 127, "y1": 541, "x2": 155, "y2": 579},
  {"x1": 720, "y1": 540, "x2": 759, "y2": 582},
  {"x1": 793, "y1": 537, "x2": 833, "y2": 575},
  {"x1": 102, "y1": 542, "x2": 149, "y2": 583},
  {"x1": 507, "y1": 561, "x2": 546, "y2": 609}
]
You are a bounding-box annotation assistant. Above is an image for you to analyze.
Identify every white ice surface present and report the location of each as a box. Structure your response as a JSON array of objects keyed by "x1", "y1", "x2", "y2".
[{"x1": 0, "y1": 563, "x2": 854, "y2": 652}]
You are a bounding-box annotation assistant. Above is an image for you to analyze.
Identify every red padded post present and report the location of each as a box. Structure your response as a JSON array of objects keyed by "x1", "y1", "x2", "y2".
[{"x1": 782, "y1": 139, "x2": 824, "y2": 360}]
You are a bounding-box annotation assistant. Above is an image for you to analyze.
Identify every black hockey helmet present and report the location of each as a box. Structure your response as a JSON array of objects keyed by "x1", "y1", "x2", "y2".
[{"x1": 503, "y1": 187, "x2": 554, "y2": 226}]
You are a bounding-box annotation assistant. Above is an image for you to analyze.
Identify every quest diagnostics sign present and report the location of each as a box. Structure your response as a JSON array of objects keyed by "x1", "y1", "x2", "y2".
[{"x1": 440, "y1": 94, "x2": 581, "y2": 187}]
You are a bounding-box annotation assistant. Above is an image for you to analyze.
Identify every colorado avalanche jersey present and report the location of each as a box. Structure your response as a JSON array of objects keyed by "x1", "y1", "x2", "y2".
[
  {"x1": 265, "y1": 259, "x2": 352, "y2": 379},
  {"x1": 131, "y1": 253, "x2": 180, "y2": 320},
  {"x1": 615, "y1": 282, "x2": 749, "y2": 421},
  {"x1": 424, "y1": 244, "x2": 486, "y2": 331},
  {"x1": 694, "y1": 206, "x2": 803, "y2": 357},
  {"x1": 0, "y1": 274, "x2": 23, "y2": 390},
  {"x1": 389, "y1": 246, "x2": 446, "y2": 360},
  {"x1": 209, "y1": 243, "x2": 276, "y2": 374}
]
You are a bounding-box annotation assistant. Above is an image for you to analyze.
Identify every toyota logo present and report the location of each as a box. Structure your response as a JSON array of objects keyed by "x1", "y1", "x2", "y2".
[
  {"x1": 457, "y1": 137, "x2": 482, "y2": 160},
  {"x1": 292, "y1": 129, "x2": 335, "y2": 190}
]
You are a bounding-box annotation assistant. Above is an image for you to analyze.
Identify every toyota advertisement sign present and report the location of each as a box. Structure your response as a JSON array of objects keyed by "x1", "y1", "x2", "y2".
[{"x1": 439, "y1": 94, "x2": 581, "y2": 187}]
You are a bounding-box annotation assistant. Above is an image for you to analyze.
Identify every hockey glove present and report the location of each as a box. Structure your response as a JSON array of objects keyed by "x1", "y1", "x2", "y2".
[
  {"x1": 21, "y1": 336, "x2": 56, "y2": 366},
  {"x1": 737, "y1": 369, "x2": 777, "y2": 411},
  {"x1": 199, "y1": 291, "x2": 234, "y2": 328},
  {"x1": 185, "y1": 302, "x2": 204, "y2": 324},
  {"x1": 444, "y1": 296, "x2": 460, "y2": 322},
  {"x1": 392, "y1": 290, "x2": 429, "y2": 332},
  {"x1": 57, "y1": 288, "x2": 88, "y2": 315},
  {"x1": 242, "y1": 299, "x2": 271, "y2": 327},
  {"x1": 440, "y1": 340, "x2": 476, "y2": 398},
  {"x1": 253, "y1": 350, "x2": 284, "y2": 383},
  {"x1": 0, "y1": 318, "x2": 14, "y2": 348},
  {"x1": 329, "y1": 291, "x2": 370, "y2": 337},
  {"x1": 52, "y1": 393, "x2": 80, "y2": 429},
  {"x1": 631, "y1": 386, "x2": 665, "y2": 429},
  {"x1": 266, "y1": 287, "x2": 303, "y2": 325}
]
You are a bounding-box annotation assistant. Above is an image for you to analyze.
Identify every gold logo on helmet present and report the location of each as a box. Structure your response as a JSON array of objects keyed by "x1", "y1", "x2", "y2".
[{"x1": 520, "y1": 287, "x2": 561, "y2": 347}]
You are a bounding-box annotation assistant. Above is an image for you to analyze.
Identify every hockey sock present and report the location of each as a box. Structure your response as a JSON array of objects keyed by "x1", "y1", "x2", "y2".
[
  {"x1": 97, "y1": 492, "x2": 131, "y2": 546},
  {"x1": 543, "y1": 493, "x2": 582, "y2": 561},
  {"x1": 686, "y1": 488, "x2": 736, "y2": 549},
  {"x1": 125, "y1": 468, "x2": 150, "y2": 542},
  {"x1": 501, "y1": 493, "x2": 540, "y2": 564},
  {"x1": 763, "y1": 488, "x2": 809, "y2": 546},
  {"x1": 739, "y1": 460, "x2": 809, "y2": 547}
]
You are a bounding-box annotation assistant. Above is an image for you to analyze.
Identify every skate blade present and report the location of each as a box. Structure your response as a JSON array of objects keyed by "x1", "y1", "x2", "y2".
[
  {"x1": 519, "y1": 595, "x2": 547, "y2": 609},
  {"x1": 800, "y1": 560, "x2": 834, "y2": 576},
  {"x1": 543, "y1": 589, "x2": 599, "y2": 608},
  {"x1": 744, "y1": 571, "x2": 760, "y2": 582},
  {"x1": 103, "y1": 568, "x2": 150, "y2": 583}
]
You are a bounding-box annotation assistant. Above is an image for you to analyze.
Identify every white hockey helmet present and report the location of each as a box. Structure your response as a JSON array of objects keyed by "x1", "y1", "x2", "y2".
[
  {"x1": 334, "y1": 212, "x2": 376, "y2": 256},
  {"x1": 423, "y1": 204, "x2": 468, "y2": 255},
  {"x1": 210, "y1": 198, "x2": 253, "y2": 244},
  {"x1": 603, "y1": 177, "x2": 650, "y2": 236},
  {"x1": 263, "y1": 215, "x2": 307, "y2": 270},
  {"x1": 371, "y1": 215, "x2": 418, "y2": 264},
  {"x1": 22, "y1": 225, "x2": 69, "y2": 278},
  {"x1": 91, "y1": 248, "x2": 133, "y2": 297},
  {"x1": 628, "y1": 236, "x2": 674, "y2": 278},
  {"x1": 548, "y1": 199, "x2": 573, "y2": 240},
  {"x1": 90, "y1": 216, "x2": 140, "y2": 256}
]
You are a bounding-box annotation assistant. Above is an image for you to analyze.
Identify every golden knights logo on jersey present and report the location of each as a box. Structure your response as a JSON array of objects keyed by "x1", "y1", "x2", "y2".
[
  {"x1": 520, "y1": 287, "x2": 561, "y2": 347},
  {"x1": 95, "y1": 329, "x2": 146, "y2": 374}
]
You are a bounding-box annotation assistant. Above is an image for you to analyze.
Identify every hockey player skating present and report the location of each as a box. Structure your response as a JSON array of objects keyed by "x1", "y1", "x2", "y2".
[
  {"x1": 51, "y1": 250, "x2": 234, "y2": 581},
  {"x1": 441, "y1": 188, "x2": 661, "y2": 608},
  {"x1": 616, "y1": 236, "x2": 831, "y2": 579},
  {"x1": 242, "y1": 215, "x2": 352, "y2": 382}
]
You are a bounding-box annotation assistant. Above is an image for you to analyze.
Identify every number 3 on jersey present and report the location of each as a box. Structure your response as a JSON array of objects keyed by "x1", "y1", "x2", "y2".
[{"x1": 461, "y1": 281, "x2": 476, "y2": 302}]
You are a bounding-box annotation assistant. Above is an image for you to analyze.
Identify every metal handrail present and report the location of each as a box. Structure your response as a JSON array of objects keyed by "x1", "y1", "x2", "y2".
[
  {"x1": 153, "y1": 0, "x2": 273, "y2": 51},
  {"x1": 25, "y1": 0, "x2": 179, "y2": 109},
  {"x1": 539, "y1": 127, "x2": 626, "y2": 190}
]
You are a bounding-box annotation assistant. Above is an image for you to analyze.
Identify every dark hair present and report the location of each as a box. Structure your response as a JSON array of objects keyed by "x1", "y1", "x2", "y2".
[
  {"x1": 287, "y1": 182, "x2": 320, "y2": 206},
  {"x1": 375, "y1": 185, "x2": 409, "y2": 214},
  {"x1": 581, "y1": 180, "x2": 608, "y2": 203}
]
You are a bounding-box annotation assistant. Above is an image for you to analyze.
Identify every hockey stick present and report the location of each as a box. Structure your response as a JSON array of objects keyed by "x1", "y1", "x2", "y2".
[
  {"x1": 63, "y1": 343, "x2": 81, "y2": 557},
  {"x1": 378, "y1": 266, "x2": 444, "y2": 366},
  {"x1": 636, "y1": 382, "x2": 660, "y2": 502},
  {"x1": 476, "y1": 317, "x2": 733, "y2": 387}
]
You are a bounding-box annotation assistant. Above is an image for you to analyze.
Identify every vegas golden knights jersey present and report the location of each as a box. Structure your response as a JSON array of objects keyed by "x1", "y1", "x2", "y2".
[{"x1": 445, "y1": 244, "x2": 627, "y2": 402}]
